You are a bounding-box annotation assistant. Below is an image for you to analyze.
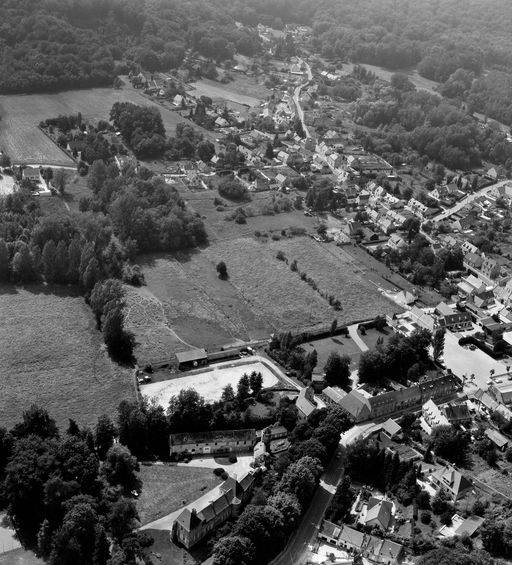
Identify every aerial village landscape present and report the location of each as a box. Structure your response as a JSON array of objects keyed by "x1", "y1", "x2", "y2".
[{"x1": 2, "y1": 1, "x2": 512, "y2": 565}]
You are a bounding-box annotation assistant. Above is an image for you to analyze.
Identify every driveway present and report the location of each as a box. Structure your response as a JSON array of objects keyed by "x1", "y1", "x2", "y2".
[
  {"x1": 177, "y1": 455, "x2": 254, "y2": 477},
  {"x1": 348, "y1": 324, "x2": 369, "y2": 353}
]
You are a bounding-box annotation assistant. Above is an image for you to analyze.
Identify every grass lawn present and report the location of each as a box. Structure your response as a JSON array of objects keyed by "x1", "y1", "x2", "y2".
[
  {"x1": 469, "y1": 454, "x2": 512, "y2": 499},
  {"x1": 360, "y1": 327, "x2": 392, "y2": 351},
  {"x1": 303, "y1": 334, "x2": 364, "y2": 372},
  {"x1": 0, "y1": 284, "x2": 135, "y2": 429},
  {"x1": 137, "y1": 464, "x2": 220, "y2": 525},
  {"x1": 0, "y1": 550, "x2": 43, "y2": 565},
  {"x1": 143, "y1": 529, "x2": 200, "y2": 565}
]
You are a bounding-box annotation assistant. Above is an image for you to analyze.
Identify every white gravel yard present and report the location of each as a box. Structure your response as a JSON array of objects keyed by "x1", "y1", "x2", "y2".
[
  {"x1": 0, "y1": 174, "x2": 15, "y2": 195},
  {"x1": 141, "y1": 357, "x2": 280, "y2": 406}
]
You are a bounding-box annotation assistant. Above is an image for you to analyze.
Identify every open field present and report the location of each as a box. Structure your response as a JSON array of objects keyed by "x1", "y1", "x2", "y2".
[
  {"x1": 0, "y1": 285, "x2": 135, "y2": 429},
  {"x1": 470, "y1": 455, "x2": 512, "y2": 499},
  {"x1": 202, "y1": 237, "x2": 336, "y2": 332},
  {"x1": 190, "y1": 78, "x2": 263, "y2": 107},
  {"x1": 142, "y1": 359, "x2": 280, "y2": 406},
  {"x1": 124, "y1": 285, "x2": 192, "y2": 368},
  {"x1": 0, "y1": 82, "x2": 206, "y2": 166},
  {"x1": 267, "y1": 238, "x2": 401, "y2": 323},
  {"x1": 137, "y1": 464, "x2": 220, "y2": 525}
]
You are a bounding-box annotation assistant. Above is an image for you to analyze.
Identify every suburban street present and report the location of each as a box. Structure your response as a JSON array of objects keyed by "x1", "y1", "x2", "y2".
[{"x1": 434, "y1": 179, "x2": 509, "y2": 222}]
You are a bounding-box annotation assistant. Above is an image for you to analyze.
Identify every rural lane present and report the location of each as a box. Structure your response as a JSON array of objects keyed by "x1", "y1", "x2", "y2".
[{"x1": 270, "y1": 450, "x2": 345, "y2": 565}]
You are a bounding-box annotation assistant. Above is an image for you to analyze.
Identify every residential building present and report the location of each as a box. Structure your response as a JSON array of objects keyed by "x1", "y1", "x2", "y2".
[
  {"x1": 173, "y1": 472, "x2": 255, "y2": 548},
  {"x1": 421, "y1": 400, "x2": 471, "y2": 434},
  {"x1": 322, "y1": 386, "x2": 347, "y2": 406},
  {"x1": 296, "y1": 386, "x2": 317, "y2": 419},
  {"x1": 489, "y1": 381, "x2": 512, "y2": 405},
  {"x1": 429, "y1": 465, "x2": 472, "y2": 501},
  {"x1": 434, "y1": 302, "x2": 472, "y2": 331},
  {"x1": 484, "y1": 428, "x2": 509, "y2": 451},
  {"x1": 169, "y1": 428, "x2": 255, "y2": 457},
  {"x1": 339, "y1": 374, "x2": 459, "y2": 423},
  {"x1": 319, "y1": 522, "x2": 404, "y2": 565},
  {"x1": 364, "y1": 498, "x2": 393, "y2": 531}
]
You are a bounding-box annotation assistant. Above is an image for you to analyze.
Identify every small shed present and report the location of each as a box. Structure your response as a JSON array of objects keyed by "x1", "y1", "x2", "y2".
[{"x1": 176, "y1": 349, "x2": 208, "y2": 370}]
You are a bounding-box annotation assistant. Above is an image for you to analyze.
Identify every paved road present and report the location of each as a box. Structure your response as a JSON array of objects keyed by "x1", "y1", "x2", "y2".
[
  {"x1": 292, "y1": 59, "x2": 312, "y2": 139},
  {"x1": 271, "y1": 451, "x2": 345, "y2": 565},
  {"x1": 433, "y1": 180, "x2": 507, "y2": 222}
]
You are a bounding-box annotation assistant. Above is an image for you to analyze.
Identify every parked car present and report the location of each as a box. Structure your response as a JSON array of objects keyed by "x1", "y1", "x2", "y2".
[
  {"x1": 469, "y1": 344, "x2": 476, "y2": 351},
  {"x1": 137, "y1": 378, "x2": 144, "y2": 385},
  {"x1": 143, "y1": 375, "x2": 152, "y2": 383}
]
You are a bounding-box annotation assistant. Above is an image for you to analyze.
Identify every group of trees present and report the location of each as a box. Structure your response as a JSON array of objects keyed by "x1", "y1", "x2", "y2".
[
  {"x1": 385, "y1": 233, "x2": 464, "y2": 289},
  {"x1": 268, "y1": 332, "x2": 319, "y2": 383},
  {"x1": 345, "y1": 439, "x2": 419, "y2": 505},
  {"x1": 85, "y1": 160, "x2": 207, "y2": 254},
  {"x1": 110, "y1": 103, "x2": 166, "y2": 159},
  {"x1": 354, "y1": 85, "x2": 512, "y2": 173},
  {"x1": 0, "y1": 404, "x2": 149, "y2": 565},
  {"x1": 358, "y1": 328, "x2": 432, "y2": 385}
]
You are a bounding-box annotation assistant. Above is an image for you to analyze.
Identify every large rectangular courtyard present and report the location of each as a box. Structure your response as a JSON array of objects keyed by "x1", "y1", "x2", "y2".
[{"x1": 141, "y1": 358, "x2": 282, "y2": 406}]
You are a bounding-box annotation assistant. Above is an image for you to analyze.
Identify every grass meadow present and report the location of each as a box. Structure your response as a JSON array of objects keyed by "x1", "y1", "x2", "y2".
[
  {"x1": 0, "y1": 285, "x2": 135, "y2": 429},
  {"x1": 137, "y1": 464, "x2": 220, "y2": 525}
]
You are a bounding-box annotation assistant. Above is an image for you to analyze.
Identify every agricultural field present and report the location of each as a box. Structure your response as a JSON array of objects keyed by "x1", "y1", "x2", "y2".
[
  {"x1": 136, "y1": 464, "x2": 220, "y2": 525},
  {"x1": 0, "y1": 81, "x2": 204, "y2": 166},
  {"x1": 202, "y1": 237, "x2": 336, "y2": 332},
  {"x1": 134, "y1": 254, "x2": 261, "y2": 352},
  {"x1": 0, "y1": 285, "x2": 135, "y2": 429},
  {"x1": 190, "y1": 77, "x2": 266, "y2": 107},
  {"x1": 141, "y1": 359, "x2": 280, "y2": 406}
]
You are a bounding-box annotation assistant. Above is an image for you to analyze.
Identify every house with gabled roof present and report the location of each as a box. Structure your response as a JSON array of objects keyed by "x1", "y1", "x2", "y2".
[
  {"x1": 173, "y1": 471, "x2": 255, "y2": 548},
  {"x1": 364, "y1": 498, "x2": 393, "y2": 531},
  {"x1": 429, "y1": 465, "x2": 472, "y2": 501}
]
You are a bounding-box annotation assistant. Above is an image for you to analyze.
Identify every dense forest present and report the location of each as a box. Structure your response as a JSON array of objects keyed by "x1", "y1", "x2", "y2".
[{"x1": 3, "y1": 0, "x2": 512, "y2": 104}]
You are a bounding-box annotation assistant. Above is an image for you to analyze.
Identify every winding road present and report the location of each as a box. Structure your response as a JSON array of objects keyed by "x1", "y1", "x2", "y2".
[{"x1": 292, "y1": 59, "x2": 312, "y2": 139}]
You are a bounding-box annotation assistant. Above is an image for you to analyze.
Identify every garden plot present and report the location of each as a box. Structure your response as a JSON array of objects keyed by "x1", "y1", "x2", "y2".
[{"x1": 141, "y1": 359, "x2": 279, "y2": 406}]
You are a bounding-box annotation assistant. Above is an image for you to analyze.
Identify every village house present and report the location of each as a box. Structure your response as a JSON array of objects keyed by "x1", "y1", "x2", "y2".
[
  {"x1": 364, "y1": 498, "x2": 394, "y2": 531},
  {"x1": 485, "y1": 428, "x2": 509, "y2": 451},
  {"x1": 434, "y1": 302, "x2": 473, "y2": 331},
  {"x1": 296, "y1": 386, "x2": 317, "y2": 420},
  {"x1": 173, "y1": 472, "x2": 255, "y2": 548},
  {"x1": 428, "y1": 465, "x2": 472, "y2": 501},
  {"x1": 421, "y1": 400, "x2": 471, "y2": 434},
  {"x1": 318, "y1": 522, "x2": 404, "y2": 565},
  {"x1": 169, "y1": 428, "x2": 256, "y2": 457}
]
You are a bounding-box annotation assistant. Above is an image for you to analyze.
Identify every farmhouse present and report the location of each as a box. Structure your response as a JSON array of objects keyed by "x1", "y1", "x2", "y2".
[
  {"x1": 173, "y1": 471, "x2": 255, "y2": 548},
  {"x1": 176, "y1": 349, "x2": 208, "y2": 370},
  {"x1": 169, "y1": 428, "x2": 256, "y2": 457}
]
